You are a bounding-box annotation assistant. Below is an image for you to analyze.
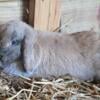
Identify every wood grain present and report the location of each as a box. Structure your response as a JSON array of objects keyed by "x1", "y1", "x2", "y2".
[{"x1": 34, "y1": 0, "x2": 61, "y2": 31}]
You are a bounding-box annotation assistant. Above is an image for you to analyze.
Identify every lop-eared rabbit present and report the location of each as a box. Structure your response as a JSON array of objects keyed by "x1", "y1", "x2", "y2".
[{"x1": 0, "y1": 20, "x2": 100, "y2": 81}]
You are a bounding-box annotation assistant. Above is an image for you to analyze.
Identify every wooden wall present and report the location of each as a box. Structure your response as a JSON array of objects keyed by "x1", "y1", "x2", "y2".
[
  {"x1": 61, "y1": 0, "x2": 100, "y2": 33},
  {"x1": 0, "y1": 0, "x2": 23, "y2": 24},
  {"x1": 0, "y1": 0, "x2": 100, "y2": 33},
  {"x1": 29, "y1": 0, "x2": 61, "y2": 31},
  {"x1": 0, "y1": 0, "x2": 61, "y2": 32}
]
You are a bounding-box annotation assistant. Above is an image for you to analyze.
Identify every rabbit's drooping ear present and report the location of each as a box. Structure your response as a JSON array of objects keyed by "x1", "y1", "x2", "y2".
[
  {"x1": 71, "y1": 30, "x2": 100, "y2": 58},
  {"x1": 23, "y1": 30, "x2": 38, "y2": 72}
]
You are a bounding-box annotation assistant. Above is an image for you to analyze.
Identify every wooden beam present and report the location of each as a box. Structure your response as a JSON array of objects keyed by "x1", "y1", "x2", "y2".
[
  {"x1": 47, "y1": 0, "x2": 61, "y2": 31},
  {"x1": 28, "y1": 0, "x2": 35, "y2": 26},
  {"x1": 29, "y1": 0, "x2": 61, "y2": 31}
]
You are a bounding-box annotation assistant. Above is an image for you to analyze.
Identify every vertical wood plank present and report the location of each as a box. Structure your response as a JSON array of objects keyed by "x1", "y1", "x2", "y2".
[
  {"x1": 48, "y1": 0, "x2": 61, "y2": 31},
  {"x1": 34, "y1": 0, "x2": 50, "y2": 31},
  {"x1": 34, "y1": 0, "x2": 61, "y2": 31}
]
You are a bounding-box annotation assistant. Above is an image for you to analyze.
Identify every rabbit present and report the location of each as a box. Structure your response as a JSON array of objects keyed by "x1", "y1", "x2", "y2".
[{"x1": 0, "y1": 20, "x2": 99, "y2": 81}]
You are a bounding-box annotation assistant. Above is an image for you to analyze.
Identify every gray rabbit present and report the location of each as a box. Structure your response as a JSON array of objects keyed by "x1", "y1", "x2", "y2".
[{"x1": 0, "y1": 20, "x2": 99, "y2": 81}]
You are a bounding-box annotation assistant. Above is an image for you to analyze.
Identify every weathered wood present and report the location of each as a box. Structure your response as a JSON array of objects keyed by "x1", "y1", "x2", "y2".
[
  {"x1": 48, "y1": 0, "x2": 61, "y2": 31},
  {"x1": 0, "y1": 0, "x2": 23, "y2": 24},
  {"x1": 61, "y1": 0, "x2": 100, "y2": 33},
  {"x1": 34, "y1": 0, "x2": 61, "y2": 31}
]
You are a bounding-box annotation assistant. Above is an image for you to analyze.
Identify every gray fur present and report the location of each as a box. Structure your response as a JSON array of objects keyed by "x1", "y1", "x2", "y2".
[{"x1": 0, "y1": 20, "x2": 100, "y2": 81}]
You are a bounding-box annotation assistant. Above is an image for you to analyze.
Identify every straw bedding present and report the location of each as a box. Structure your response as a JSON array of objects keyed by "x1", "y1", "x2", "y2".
[{"x1": 0, "y1": 71, "x2": 99, "y2": 100}]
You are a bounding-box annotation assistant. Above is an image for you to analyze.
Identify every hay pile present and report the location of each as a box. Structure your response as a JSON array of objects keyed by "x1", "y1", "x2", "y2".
[{"x1": 0, "y1": 71, "x2": 100, "y2": 100}]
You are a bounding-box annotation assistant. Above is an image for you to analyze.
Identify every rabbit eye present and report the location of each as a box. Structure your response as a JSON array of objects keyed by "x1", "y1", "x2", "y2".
[
  {"x1": 12, "y1": 40, "x2": 17, "y2": 45},
  {"x1": 12, "y1": 40, "x2": 21, "y2": 45}
]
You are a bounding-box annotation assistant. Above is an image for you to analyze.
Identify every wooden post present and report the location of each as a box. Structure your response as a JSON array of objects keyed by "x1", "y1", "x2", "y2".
[
  {"x1": 29, "y1": 0, "x2": 61, "y2": 32},
  {"x1": 28, "y1": 0, "x2": 35, "y2": 26}
]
